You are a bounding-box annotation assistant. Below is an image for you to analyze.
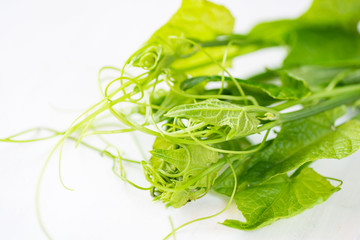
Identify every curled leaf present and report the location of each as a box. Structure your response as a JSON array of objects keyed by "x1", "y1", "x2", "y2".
[{"x1": 145, "y1": 137, "x2": 219, "y2": 208}]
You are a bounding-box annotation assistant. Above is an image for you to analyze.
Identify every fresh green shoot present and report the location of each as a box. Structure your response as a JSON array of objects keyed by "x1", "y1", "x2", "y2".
[{"x1": 1, "y1": 0, "x2": 360, "y2": 239}]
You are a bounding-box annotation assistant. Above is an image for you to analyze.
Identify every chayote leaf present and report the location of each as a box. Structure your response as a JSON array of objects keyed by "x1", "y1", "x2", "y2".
[
  {"x1": 149, "y1": 0, "x2": 234, "y2": 44},
  {"x1": 212, "y1": 137, "x2": 252, "y2": 152},
  {"x1": 148, "y1": 137, "x2": 219, "y2": 208},
  {"x1": 299, "y1": 0, "x2": 360, "y2": 32},
  {"x1": 247, "y1": 0, "x2": 360, "y2": 68},
  {"x1": 165, "y1": 99, "x2": 261, "y2": 139},
  {"x1": 181, "y1": 72, "x2": 311, "y2": 104},
  {"x1": 214, "y1": 108, "x2": 360, "y2": 196},
  {"x1": 131, "y1": 0, "x2": 237, "y2": 76},
  {"x1": 286, "y1": 66, "x2": 349, "y2": 91},
  {"x1": 249, "y1": 0, "x2": 360, "y2": 43},
  {"x1": 213, "y1": 141, "x2": 273, "y2": 196},
  {"x1": 153, "y1": 89, "x2": 192, "y2": 122},
  {"x1": 148, "y1": 0, "x2": 237, "y2": 74},
  {"x1": 283, "y1": 28, "x2": 360, "y2": 67},
  {"x1": 284, "y1": 66, "x2": 360, "y2": 92},
  {"x1": 171, "y1": 44, "x2": 266, "y2": 77},
  {"x1": 240, "y1": 109, "x2": 360, "y2": 187},
  {"x1": 222, "y1": 167, "x2": 340, "y2": 230}
]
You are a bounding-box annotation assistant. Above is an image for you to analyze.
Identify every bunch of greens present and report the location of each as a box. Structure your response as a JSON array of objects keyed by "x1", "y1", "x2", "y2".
[{"x1": 2, "y1": 0, "x2": 360, "y2": 238}]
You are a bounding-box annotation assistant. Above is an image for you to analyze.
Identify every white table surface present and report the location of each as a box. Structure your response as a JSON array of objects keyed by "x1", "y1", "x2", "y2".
[{"x1": 1, "y1": 0, "x2": 360, "y2": 239}]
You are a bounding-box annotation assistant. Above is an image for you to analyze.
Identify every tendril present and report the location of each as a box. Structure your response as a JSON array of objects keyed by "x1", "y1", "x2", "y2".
[
  {"x1": 167, "y1": 36, "x2": 248, "y2": 103},
  {"x1": 163, "y1": 158, "x2": 237, "y2": 240},
  {"x1": 162, "y1": 70, "x2": 258, "y2": 105}
]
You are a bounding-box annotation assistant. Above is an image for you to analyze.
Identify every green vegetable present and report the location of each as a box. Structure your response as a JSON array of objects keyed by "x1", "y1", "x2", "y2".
[
  {"x1": 146, "y1": 137, "x2": 219, "y2": 208},
  {"x1": 223, "y1": 167, "x2": 341, "y2": 230},
  {"x1": 165, "y1": 99, "x2": 264, "y2": 139},
  {"x1": 214, "y1": 108, "x2": 360, "y2": 196},
  {"x1": 2, "y1": 0, "x2": 360, "y2": 239},
  {"x1": 181, "y1": 72, "x2": 311, "y2": 105}
]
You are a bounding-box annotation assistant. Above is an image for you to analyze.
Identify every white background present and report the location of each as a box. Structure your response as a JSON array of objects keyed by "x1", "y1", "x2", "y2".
[{"x1": 1, "y1": 0, "x2": 360, "y2": 239}]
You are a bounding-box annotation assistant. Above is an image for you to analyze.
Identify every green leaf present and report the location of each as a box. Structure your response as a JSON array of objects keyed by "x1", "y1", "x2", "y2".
[
  {"x1": 148, "y1": 137, "x2": 219, "y2": 208},
  {"x1": 148, "y1": 137, "x2": 176, "y2": 169},
  {"x1": 249, "y1": 0, "x2": 360, "y2": 43},
  {"x1": 299, "y1": 0, "x2": 360, "y2": 32},
  {"x1": 151, "y1": 145, "x2": 218, "y2": 171},
  {"x1": 131, "y1": 0, "x2": 236, "y2": 76},
  {"x1": 283, "y1": 28, "x2": 360, "y2": 67},
  {"x1": 180, "y1": 73, "x2": 311, "y2": 104},
  {"x1": 212, "y1": 137, "x2": 252, "y2": 152},
  {"x1": 171, "y1": 44, "x2": 266, "y2": 77},
  {"x1": 150, "y1": 0, "x2": 234, "y2": 43},
  {"x1": 222, "y1": 168, "x2": 340, "y2": 230},
  {"x1": 286, "y1": 66, "x2": 349, "y2": 91},
  {"x1": 158, "y1": 0, "x2": 268, "y2": 77},
  {"x1": 147, "y1": 0, "x2": 235, "y2": 61},
  {"x1": 165, "y1": 99, "x2": 261, "y2": 139},
  {"x1": 214, "y1": 108, "x2": 360, "y2": 196},
  {"x1": 285, "y1": 66, "x2": 360, "y2": 91},
  {"x1": 171, "y1": 46, "x2": 237, "y2": 76},
  {"x1": 147, "y1": 0, "x2": 270, "y2": 77},
  {"x1": 238, "y1": 72, "x2": 311, "y2": 101},
  {"x1": 153, "y1": 89, "x2": 192, "y2": 122},
  {"x1": 240, "y1": 108, "x2": 360, "y2": 186},
  {"x1": 248, "y1": 20, "x2": 297, "y2": 45},
  {"x1": 247, "y1": 0, "x2": 360, "y2": 68},
  {"x1": 213, "y1": 141, "x2": 273, "y2": 196}
]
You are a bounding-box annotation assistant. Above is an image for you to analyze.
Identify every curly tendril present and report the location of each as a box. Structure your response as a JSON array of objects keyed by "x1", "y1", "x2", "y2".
[{"x1": 131, "y1": 44, "x2": 163, "y2": 71}]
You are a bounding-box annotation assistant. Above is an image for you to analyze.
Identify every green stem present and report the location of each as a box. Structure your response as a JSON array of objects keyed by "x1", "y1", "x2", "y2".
[
  {"x1": 199, "y1": 38, "x2": 268, "y2": 48},
  {"x1": 273, "y1": 83, "x2": 360, "y2": 111},
  {"x1": 280, "y1": 87, "x2": 360, "y2": 122}
]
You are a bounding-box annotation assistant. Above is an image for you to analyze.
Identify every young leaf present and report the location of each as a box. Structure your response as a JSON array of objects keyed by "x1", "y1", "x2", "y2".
[
  {"x1": 148, "y1": 137, "x2": 219, "y2": 208},
  {"x1": 165, "y1": 99, "x2": 261, "y2": 139},
  {"x1": 151, "y1": 145, "x2": 218, "y2": 170},
  {"x1": 222, "y1": 168, "x2": 340, "y2": 230}
]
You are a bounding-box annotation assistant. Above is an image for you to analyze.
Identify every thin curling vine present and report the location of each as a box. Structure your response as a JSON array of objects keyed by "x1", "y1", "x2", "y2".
[{"x1": 2, "y1": 0, "x2": 360, "y2": 239}]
